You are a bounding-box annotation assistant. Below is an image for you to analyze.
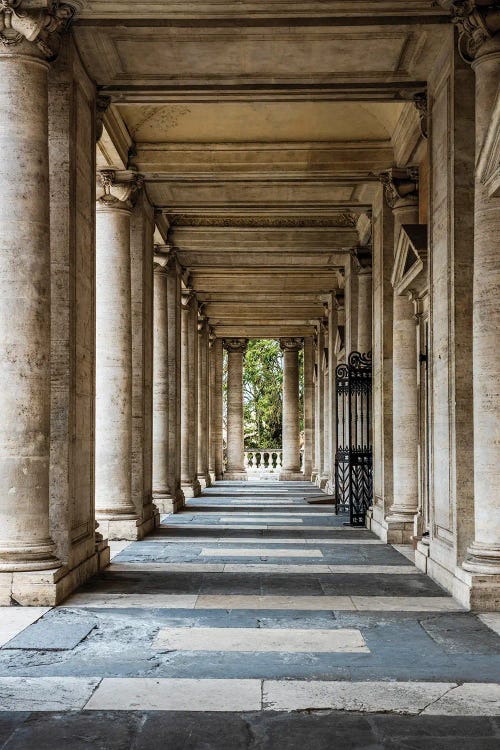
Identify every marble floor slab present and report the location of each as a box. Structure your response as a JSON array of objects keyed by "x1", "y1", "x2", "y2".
[
  {"x1": 0, "y1": 608, "x2": 51, "y2": 648},
  {"x1": 200, "y1": 548, "x2": 324, "y2": 558},
  {"x1": 152, "y1": 627, "x2": 369, "y2": 653}
]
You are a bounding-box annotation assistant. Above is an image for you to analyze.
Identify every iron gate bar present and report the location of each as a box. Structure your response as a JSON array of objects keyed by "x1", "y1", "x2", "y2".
[{"x1": 335, "y1": 351, "x2": 373, "y2": 526}]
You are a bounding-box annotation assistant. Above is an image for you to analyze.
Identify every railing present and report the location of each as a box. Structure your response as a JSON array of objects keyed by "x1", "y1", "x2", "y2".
[{"x1": 244, "y1": 449, "x2": 305, "y2": 475}]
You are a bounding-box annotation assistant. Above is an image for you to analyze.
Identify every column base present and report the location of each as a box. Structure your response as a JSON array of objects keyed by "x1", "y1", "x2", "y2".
[
  {"x1": 154, "y1": 489, "x2": 185, "y2": 514},
  {"x1": 181, "y1": 478, "x2": 202, "y2": 498},
  {"x1": 0, "y1": 544, "x2": 110, "y2": 606},
  {"x1": 279, "y1": 471, "x2": 304, "y2": 481},
  {"x1": 197, "y1": 473, "x2": 212, "y2": 489},
  {"x1": 96, "y1": 514, "x2": 153, "y2": 542},
  {"x1": 367, "y1": 508, "x2": 416, "y2": 544},
  {"x1": 223, "y1": 471, "x2": 248, "y2": 481},
  {"x1": 462, "y1": 543, "x2": 500, "y2": 575},
  {"x1": 315, "y1": 474, "x2": 328, "y2": 490},
  {"x1": 209, "y1": 471, "x2": 216, "y2": 484},
  {"x1": 414, "y1": 545, "x2": 500, "y2": 611}
]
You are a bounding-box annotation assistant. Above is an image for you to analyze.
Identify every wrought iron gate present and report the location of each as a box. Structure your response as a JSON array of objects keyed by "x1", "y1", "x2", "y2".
[{"x1": 335, "y1": 351, "x2": 373, "y2": 526}]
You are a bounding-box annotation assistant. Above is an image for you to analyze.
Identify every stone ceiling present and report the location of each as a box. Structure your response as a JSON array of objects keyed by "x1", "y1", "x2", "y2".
[{"x1": 76, "y1": 0, "x2": 443, "y2": 337}]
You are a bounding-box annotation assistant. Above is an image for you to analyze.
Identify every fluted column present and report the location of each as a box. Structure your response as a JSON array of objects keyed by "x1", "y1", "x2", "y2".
[
  {"x1": 95, "y1": 171, "x2": 142, "y2": 540},
  {"x1": 462, "y1": 26, "x2": 500, "y2": 575},
  {"x1": 0, "y1": 11, "x2": 74, "y2": 576},
  {"x1": 224, "y1": 339, "x2": 248, "y2": 480},
  {"x1": 181, "y1": 292, "x2": 201, "y2": 498},
  {"x1": 280, "y1": 338, "x2": 303, "y2": 480},
  {"x1": 303, "y1": 337, "x2": 315, "y2": 479},
  {"x1": 197, "y1": 317, "x2": 211, "y2": 488},
  {"x1": 213, "y1": 338, "x2": 224, "y2": 480},
  {"x1": 357, "y1": 265, "x2": 373, "y2": 354}
]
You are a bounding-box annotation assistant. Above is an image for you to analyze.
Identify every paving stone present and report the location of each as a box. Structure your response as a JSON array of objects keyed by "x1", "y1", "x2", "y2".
[
  {"x1": 0, "y1": 677, "x2": 100, "y2": 711},
  {"x1": 419, "y1": 613, "x2": 500, "y2": 654},
  {"x1": 2, "y1": 614, "x2": 97, "y2": 651}
]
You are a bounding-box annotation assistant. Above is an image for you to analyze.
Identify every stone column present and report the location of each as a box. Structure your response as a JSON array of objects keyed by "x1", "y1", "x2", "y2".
[
  {"x1": 280, "y1": 338, "x2": 303, "y2": 480},
  {"x1": 461, "y1": 22, "x2": 500, "y2": 576},
  {"x1": 181, "y1": 293, "x2": 201, "y2": 498},
  {"x1": 326, "y1": 297, "x2": 339, "y2": 494},
  {"x1": 224, "y1": 339, "x2": 248, "y2": 480},
  {"x1": 0, "y1": 13, "x2": 72, "y2": 581},
  {"x1": 314, "y1": 324, "x2": 326, "y2": 488},
  {"x1": 95, "y1": 171, "x2": 142, "y2": 540},
  {"x1": 357, "y1": 265, "x2": 373, "y2": 354},
  {"x1": 303, "y1": 337, "x2": 315, "y2": 479},
  {"x1": 165, "y1": 252, "x2": 185, "y2": 512},
  {"x1": 208, "y1": 331, "x2": 217, "y2": 483},
  {"x1": 213, "y1": 338, "x2": 224, "y2": 480},
  {"x1": 152, "y1": 251, "x2": 173, "y2": 513},
  {"x1": 197, "y1": 316, "x2": 211, "y2": 488},
  {"x1": 380, "y1": 168, "x2": 420, "y2": 542}
]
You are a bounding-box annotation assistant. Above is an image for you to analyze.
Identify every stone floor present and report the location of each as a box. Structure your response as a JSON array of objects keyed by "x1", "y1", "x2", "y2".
[{"x1": 0, "y1": 481, "x2": 499, "y2": 748}]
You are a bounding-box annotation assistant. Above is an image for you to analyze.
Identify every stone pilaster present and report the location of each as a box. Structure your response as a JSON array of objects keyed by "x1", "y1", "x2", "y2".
[
  {"x1": 326, "y1": 296, "x2": 339, "y2": 495},
  {"x1": 95, "y1": 170, "x2": 143, "y2": 541},
  {"x1": 356, "y1": 260, "x2": 373, "y2": 355},
  {"x1": 224, "y1": 338, "x2": 248, "y2": 480},
  {"x1": 380, "y1": 168, "x2": 420, "y2": 543},
  {"x1": 280, "y1": 338, "x2": 304, "y2": 480},
  {"x1": 181, "y1": 292, "x2": 201, "y2": 498},
  {"x1": 197, "y1": 316, "x2": 211, "y2": 488},
  {"x1": 303, "y1": 337, "x2": 315, "y2": 480},
  {"x1": 213, "y1": 338, "x2": 224, "y2": 480}
]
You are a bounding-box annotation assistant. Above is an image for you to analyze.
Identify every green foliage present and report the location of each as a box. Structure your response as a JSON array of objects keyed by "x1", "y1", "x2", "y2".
[{"x1": 243, "y1": 339, "x2": 283, "y2": 449}]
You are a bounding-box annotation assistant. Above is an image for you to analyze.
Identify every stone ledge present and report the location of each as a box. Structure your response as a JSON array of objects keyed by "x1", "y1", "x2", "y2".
[
  {"x1": 279, "y1": 471, "x2": 305, "y2": 481},
  {"x1": 424, "y1": 554, "x2": 500, "y2": 611}
]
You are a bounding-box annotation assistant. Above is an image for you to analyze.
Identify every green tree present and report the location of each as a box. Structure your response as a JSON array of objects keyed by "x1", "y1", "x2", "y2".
[{"x1": 243, "y1": 339, "x2": 284, "y2": 449}]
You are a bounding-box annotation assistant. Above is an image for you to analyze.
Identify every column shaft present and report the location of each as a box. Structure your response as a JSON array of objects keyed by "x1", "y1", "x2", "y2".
[
  {"x1": 0, "y1": 50, "x2": 60, "y2": 572},
  {"x1": 388, "y1": 200, "x2": 420, "y2": 528},
  {"x1": 166, "y1": 258, "x2": 184, "y2": 511},
  {"x1": 315, "y1": 325, "x2": 326, "y2": 487},
  {"x1": 95, "y1": 187, "x2": 141, "y2": 540},
  {"x1": 208, "y1": 335, "x2": 217, "y2": 482},
  {"x1": 464, "y1": 39, "x2": 500, "y2": 574},
  {"x1": 152, "y1": 260, "x2": 170, "y2": 506},
  {"x1": 280, "y1": 339, "x2": 303, "y2": 480},
  {"x1": 224, "y1": 339, "x2": 248, "y2": 480},
  {"x1": 213, "y1": 339, "x2": 224, "y2": 480},
  {"x1": 180, "y1": 295, "x2": 201, "y2": 497},
  {"x1": 197, "y1": 320, "x2": 211, "y2": 488},
  {"x1": 303, "y1": 337, "x2": 314, "y2": 479}
]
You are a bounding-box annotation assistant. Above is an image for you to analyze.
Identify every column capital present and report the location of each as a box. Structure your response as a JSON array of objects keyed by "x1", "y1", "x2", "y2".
[
  {"x1": 96, "y1": 169, "x2": 143, "y2": 212},
  {"x1": 0, "y1": 1, "x2": 78, "y2": 61},
  {"x1": 96, "y1": 94, "x2": 112, "y2": 142},
  {"x1": 438, "y1": 1, "x2": 500, "y2": 62},
  {"x1": 280, "y1": 337, "x2": 303, "y2": 352},
  {"x1": 351, "y1": 247, "x2": 372, "y2": 274},
  {"x1": 378, "y1": 167, "x2": 419, "y2": 210},
  {"x1": 181, "y1": 288, "x2": 196, "y2": 309},
  {"x1": 223, "y1": 338, "x2": 248, "y2": 354}
]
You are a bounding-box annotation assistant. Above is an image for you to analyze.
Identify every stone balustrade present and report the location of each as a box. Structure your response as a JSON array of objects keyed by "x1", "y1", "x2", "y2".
[{"x1": 243, "y1": 449, "x2": 305, "y2": 476}]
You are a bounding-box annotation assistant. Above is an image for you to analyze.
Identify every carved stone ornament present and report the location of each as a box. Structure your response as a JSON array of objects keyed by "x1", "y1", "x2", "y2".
[
  {"x1": 223, "y1": 338, "x2": 248, "y2": 354},
  {"x1": 96, "y1": 94, "x2": 112, "y2": 142},
  {"x1": 391, "y1": 224, "x2": 428, "y2": 299},
  {"x1": 438, "y1": 1, "x2": 500, "y2": 61},
  {"x1": 378, "y1": 167, "x2": 419, "y2": 209},
  {"x1": 280, "y1": 337, "x2": 303, "y2": 352},
  {"x1": 0, "y1": 1, "x2": 76, "y2": 59},
  {"x1": 168, "y1": 213, "x2": 358, "y2": 229},
  {"x1": 96, "y1": 170, "x2": 143, "y2": 211}
]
